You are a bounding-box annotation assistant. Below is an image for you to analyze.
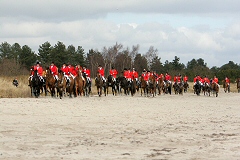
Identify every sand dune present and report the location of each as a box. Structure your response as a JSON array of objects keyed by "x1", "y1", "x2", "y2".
[{"x1": 0, "y1": 89, "x2": 240, "y2": 160}]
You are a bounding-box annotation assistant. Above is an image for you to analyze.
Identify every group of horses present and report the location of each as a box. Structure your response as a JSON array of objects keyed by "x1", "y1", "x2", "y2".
[
  {"x1": 193, "y1": 78, "x2": 240, "y2": 97},
  {"x1": 193, "y1": 80, "x2": 220, "y2": 97},
  {"x1": 29, "y1": 68, "x2": 91, "y2": 98},
  {"x1": 95, "y1": 73, "x2": 137, "y2": 97},
  {"x1": 95, "y1": 74, "x2": 174, "y2": 97},
  {"x1": 29, "y1": 70, "x2": 173, "y2": 98},
  {"x1": 172, "y1": 81, "x2": 189, "y2": 95},
  {"x1": 29, "y1": 69, "x2": 240, "y2": 98}
]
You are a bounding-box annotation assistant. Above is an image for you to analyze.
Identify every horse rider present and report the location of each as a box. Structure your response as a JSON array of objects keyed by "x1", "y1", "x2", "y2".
[
  {"x1": 98, "y1": 65, "x2": 106, "y2": 82},
  {"x1": 132, "y1": 68, "x2": 139, "y2": 81},
  {"x1": 183, "y1": 75, "x2": 188, "y2": 83},
  {"x1": 193, "y1": 75, "x2": 202, "y2": 86},
  {"x1": 164, "y1": 72, "x2": 172, "y2": 84},
  {"x1": 109, "y1": 66, "x2": 118, "y2": 82},
  {"x1": 142, "y1": 69, "x2": 149, "y2": 85},
  {"x1": 173, "y1": 74, "x2": 177, "y2": 85},
  {"x1": 68, "y1": 63, "x2": 78, "y2": 79},
  {"x1": 177, "y1": 74, "x2": 182, "y2": 84},
  {"x1": 225, "y1": 76, "x2": 230, "y2": 87},
  {"x1": 61, "y1": 62, "x2": 71, "y2": 85},
  {"x1": 203, "y1": 75, "x2": 210, "y2": 86},
  {"x1": 49, "y1": 62, "x2": 59, "y2": 83},
  {"x1": 29, "y1": 61, "x2": 44, "y2": 83},
  {"x1": 75, "y1": 64, "x2": 82, "y2": 72},
  {"x1": 123, "y1": 68, "x2": 128, "y2": 79},
  {"x1": 82, "y1": 66, "x2": 91, "y2": 82},
  {"x1": 126, "y1": 68, "x2": 132, "y2": 82},
  {"x1": 213, "y1": 76, "x2": 220, "y2": 87}
]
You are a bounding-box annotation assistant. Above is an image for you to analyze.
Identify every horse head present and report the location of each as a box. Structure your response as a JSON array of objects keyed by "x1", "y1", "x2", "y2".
[
  {"x1": 31, "y1": 70, "x2": 41, "y2": 87},
  {"x1": 236, "y1": 78, "x2": 240, "y2": 88},
  {"x1": 107, "y1": 75, "x2": 113, "y2": 83},
  {"x1": 148, "y1": 75, "x2": 155, "y2": 84},
  {"x1": 95, "y1": 73, "x2": 103, "y2": 87}
]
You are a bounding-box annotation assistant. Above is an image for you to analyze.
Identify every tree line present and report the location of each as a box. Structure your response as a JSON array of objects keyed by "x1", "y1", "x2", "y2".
[{"x1": 0, "y1": 41, "x2": 240, "y2": 83}]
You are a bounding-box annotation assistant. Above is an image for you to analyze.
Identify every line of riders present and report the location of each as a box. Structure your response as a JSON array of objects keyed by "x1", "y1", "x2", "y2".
[
  {"x1": 192, "y1": 74, "x2": 230, "y2": 96},
  {"x1": 28, "y1": 61, "x2": 174, "y2": 96},
  {"x1": 28, "y1": 61, "x2": 231, "y2": 97}
]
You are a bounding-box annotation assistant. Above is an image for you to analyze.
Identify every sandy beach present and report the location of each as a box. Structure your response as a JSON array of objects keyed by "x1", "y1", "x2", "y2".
[{"x1": 0, "y1": 89, "x2": 240, "y2": 160}]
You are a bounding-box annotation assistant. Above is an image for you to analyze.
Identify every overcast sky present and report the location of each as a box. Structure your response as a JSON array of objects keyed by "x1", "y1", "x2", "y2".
[{"x1": 1, "y1": 0, "x2": 240, "y2": 67}]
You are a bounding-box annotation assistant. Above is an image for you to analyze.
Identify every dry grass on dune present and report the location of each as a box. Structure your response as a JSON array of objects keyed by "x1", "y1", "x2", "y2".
[
  {"x1": 0, "y1": 75, "x2": 30, "y2": 98},
  {"x1": 0, "y1": 76, "x2": 238, "y2": 98},
  {"x1": 0, "y1": 76, "x2": 100, "y2": 98}
]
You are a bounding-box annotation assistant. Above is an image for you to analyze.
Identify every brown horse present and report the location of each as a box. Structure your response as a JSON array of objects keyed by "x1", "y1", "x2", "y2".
[
  {"x1": 45, "y1": 68, "x2": 56, "y2": 97},
  {"x1": 148, "y1": 75, "x2": 156, "y2": 97},
  {"x1": 202, "y1": 82, "x2": 211, "y2": 96},
  {"x1": 95, "y1": 73, "x2": 104, "y2": 97},
  {"x1": 237, "y1": 78, "x2": 240, "y2": 93},
  {"x1": 183, "y1": 81, "x2": 189, "y2": 93},
  {"x1": 75, "y1": 70, "x2": 85, "y2": 97},
  {"x1": 222, "y1": 80, "x2": 230, "y2": 93},
  {"x1": 57, "y1": 70, "x2": 66, "y2": 99},
  {"x1": 157, "y1": 76, "x2": 165, "y2": 95},
  {"x1": 211, "y1": 82, "x2": 219, "y2": 97},
  {"x1": 65, "y1": 76, "x2": 74, "y2": 98},
  {"x1": 140, "y1": 76, "x2": 148, "y2": 96}
]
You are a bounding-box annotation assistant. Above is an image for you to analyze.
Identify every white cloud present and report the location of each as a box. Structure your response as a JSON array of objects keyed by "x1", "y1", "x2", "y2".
[{"x1": 0, "y1": 0, "x2": 240, "y2": 67}]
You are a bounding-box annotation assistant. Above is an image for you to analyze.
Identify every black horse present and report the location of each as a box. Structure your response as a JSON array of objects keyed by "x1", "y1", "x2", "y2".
[
  {"x1": 173, "y1": 82, "x2": 184, "y2": 95},
  {"x1": 194, "y1": 80, "x2": 201, "y2": 96},
  {"x1": 115, "y1": 77, "x2": 121, "y2": 93},
  {"x1": 95, "y1": 73, "x2": 107, "y2": 97},
  {"x1": 164, "y1": 80, "x2": 172, "y2": 95},
  {"x1": 31, "y1": 70, "x2": 41, "y2": 98},
  {"x1": 129, "y1": 79, "x2": 136, "y2": 96},
  {"x1": 83, "y1": 73, "x2": 91, "y2": 96},
  {"x1": 117, "y1": 76, "x2": 130, "y2": 95},
  {"x1": 107, "y1": 75, "x2": 117, "y2": 96}
]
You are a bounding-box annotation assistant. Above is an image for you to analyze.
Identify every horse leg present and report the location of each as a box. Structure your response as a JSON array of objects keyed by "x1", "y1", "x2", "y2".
[
  {"x1": 75, "y1": 86, "x2": 78, "y2": 97},
  {"x1": 99, "y1": 88, "x2": 102, "y2": 97},
  {"x1": 106, "y1": 86, "x2": 109, "y2": 95},
  {"x1": 51, "y1": 87, "x2": 54, "y2": 97}
]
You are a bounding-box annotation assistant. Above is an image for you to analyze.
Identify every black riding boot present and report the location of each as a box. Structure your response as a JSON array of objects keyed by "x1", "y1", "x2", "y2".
[
  {"x1": 55, "y1": 79, "x2": 58, "y2": 87},
  {"x1": 67, "y1": 79, "x2": 70, "y2": 87}
]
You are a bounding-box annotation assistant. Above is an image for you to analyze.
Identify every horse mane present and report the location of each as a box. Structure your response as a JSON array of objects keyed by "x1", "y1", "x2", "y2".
[
  {"x1": 58, "y1": 69, "x2": 63, "y2": 74},
  {"x1": 45, "y1": 68, "x2": 54, "y2": 79},
  {"x1": 95, "y1": 73, "x2": 103, "y2": 86},
  {"x1": 78, "y1": 70, "x2": 83, "y2": 76},
  {"x1": 33, "y1": 69, "x2": 38, "y2": 76}
]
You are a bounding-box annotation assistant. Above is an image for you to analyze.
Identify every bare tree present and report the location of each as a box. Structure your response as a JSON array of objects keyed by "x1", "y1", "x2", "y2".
[
  {"x1": 102, "y1": 42, "x2": 123, "y2": 74},
  {"x1": 86, "y1": 49, "x2": 104, "y2": 78},
  {"x1": 144, "y1": 46, "x2": 158, "y2": 69},
  {"x1": 130, "y1": 44, "x2": 139, "y2": 69}
]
